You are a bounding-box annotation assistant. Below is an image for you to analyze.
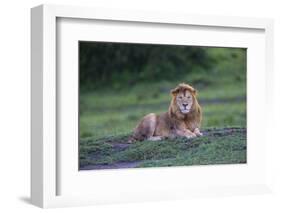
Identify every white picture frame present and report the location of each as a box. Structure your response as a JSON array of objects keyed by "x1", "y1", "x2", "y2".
[{"x1": 31, "y1": 4, "x2": 274, "y2": 208}]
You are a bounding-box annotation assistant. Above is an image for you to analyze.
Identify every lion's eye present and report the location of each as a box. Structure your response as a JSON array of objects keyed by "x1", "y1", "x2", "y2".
[
  {"x1": 179, "y1": 96, "x2": 183, "y2": 99},
  {"x1": 188, "y1": 96, "x2": 191, "y2": 99}
]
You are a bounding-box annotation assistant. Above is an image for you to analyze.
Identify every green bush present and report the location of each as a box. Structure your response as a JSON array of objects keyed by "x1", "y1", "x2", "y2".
[{"x1": 79, "y1": 42, "x2": 214, "y2": 90}]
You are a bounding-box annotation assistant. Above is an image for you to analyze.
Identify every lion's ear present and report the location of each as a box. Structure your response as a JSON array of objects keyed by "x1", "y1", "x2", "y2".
[
  {"x1": 192, "y1": 89, "x2": 197, "y2": 96},
  {"x1": 170, "y1": 87, "x2": 179, "y2": 96}
]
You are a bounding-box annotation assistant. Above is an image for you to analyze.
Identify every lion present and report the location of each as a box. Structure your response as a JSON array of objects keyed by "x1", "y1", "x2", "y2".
[{"x1": 131, "y1": 83, "x2": 202, "y2": 142}]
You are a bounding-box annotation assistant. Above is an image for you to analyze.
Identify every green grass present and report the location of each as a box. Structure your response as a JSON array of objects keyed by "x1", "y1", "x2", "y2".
[
  {"x1": 139, "y1": 131, "x2": 246, "y2": 167},
  {"x1": 79, "y1": 90, "x2": 246, "y2": 140},
  {"x1": 79, "y1": 128, "x2": 246, "y2": 169},
  {"x1": 79, "y1": 83, "x2": 246, "y2": 169}
]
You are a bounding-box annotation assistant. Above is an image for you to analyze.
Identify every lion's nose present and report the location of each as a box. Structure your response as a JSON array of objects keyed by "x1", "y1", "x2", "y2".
[{"x1": 183, "y1": 104, "x2": 188, "y2": 108}]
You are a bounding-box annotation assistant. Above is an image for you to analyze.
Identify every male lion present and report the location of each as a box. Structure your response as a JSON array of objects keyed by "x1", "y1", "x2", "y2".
[{"x1": 131, "y1": 83, "x2": 202, "y2": 142}]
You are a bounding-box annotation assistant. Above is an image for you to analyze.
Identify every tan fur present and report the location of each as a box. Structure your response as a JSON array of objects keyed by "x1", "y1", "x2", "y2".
[{"x1": 132, "y1": 83, "x2": 202, "y2": 141}]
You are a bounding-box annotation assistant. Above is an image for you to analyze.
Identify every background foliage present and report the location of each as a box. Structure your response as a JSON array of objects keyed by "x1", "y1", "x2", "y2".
[{"x1": 79, "y1": 42, "x2": 214, "y2": 90}]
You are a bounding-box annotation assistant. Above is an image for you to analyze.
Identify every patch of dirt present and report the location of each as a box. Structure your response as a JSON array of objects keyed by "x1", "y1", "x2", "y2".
[
  {"x1": 111, "y1": 143, "x2": 130, "y2": 151},
  {"x1": 80, "y1": 161, "x2": 141, "y2": 170},
  {"x1": 202, "y1": 127, "x2": 246, "y2": 137}
]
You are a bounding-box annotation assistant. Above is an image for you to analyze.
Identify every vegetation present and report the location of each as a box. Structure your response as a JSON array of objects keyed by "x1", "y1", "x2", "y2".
[
  {"x1": 80, "y1": 128, "x2": 246, "y2": 169},
  {"x1": 79, "y1": 42, "x2": 214, "y2": 90},
  {"x1": 79, "y1": 43, "x2": 247, "y2": 170}
]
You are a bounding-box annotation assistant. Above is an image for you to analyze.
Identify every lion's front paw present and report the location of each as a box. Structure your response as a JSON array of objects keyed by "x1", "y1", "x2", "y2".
[
  {"x1": 194, "y1": 128, "x2": 203, "y2": 137},
  {"x1": 195, "y1": 131, "x2": 203, "y2": 136},
  {"x1": 186, "y1": 133, "x2": 196, "y2": 139}
]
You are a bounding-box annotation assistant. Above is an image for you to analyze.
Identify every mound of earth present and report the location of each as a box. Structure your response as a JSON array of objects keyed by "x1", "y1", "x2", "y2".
[{"x1": 79, "y1": 127, "x2": 246, "y2": 170}]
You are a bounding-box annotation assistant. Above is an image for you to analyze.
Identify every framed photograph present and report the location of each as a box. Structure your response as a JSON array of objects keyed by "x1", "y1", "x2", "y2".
[{"x1": 31, "y1": 4, "x2": 274, "y2": 208}]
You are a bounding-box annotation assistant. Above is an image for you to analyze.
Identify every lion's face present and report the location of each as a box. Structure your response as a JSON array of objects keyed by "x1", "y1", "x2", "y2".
[
  {"x1": 175, "y1": 90, "x2": 193, "y2": 114},
  {"x1": 170, "y1": 83, "x2": 197, "y2": 115}
]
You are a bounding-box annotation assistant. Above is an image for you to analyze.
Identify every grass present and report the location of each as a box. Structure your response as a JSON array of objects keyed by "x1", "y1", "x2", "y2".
[
  {"x1": 79, "y1": 128, "x2": 246, "y2": 169},
  {"x1": 139, "y1": 130, "x2": 246, "y2": 167},
  {"x1": 79, "y1": 91, "x2": 246, "y2": 139},
  {"x1": 79, "y1": 84, "x2": 247, "y2": 169},
  {"x1": 79, "y1": 47, "x2": 247, "y2": 169}
]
